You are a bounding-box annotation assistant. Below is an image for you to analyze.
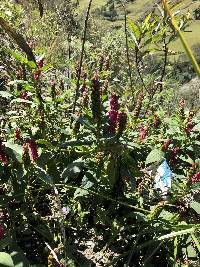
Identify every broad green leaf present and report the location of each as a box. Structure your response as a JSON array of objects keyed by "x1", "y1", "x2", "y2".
[
  {"x1": 37, "y1": 139, "x2": 54, "y2": 149},
  {"x1": 34, "y1": 165, "x2": 54, "y2": 186},
  {"x1": 190, "y1": 201, "x2": 200, "y2": 215},
  {"x1": 0, "y1": 252, "x2": 14, "y2": 267},
  {"x1": 145, "y1": 149, "x2": 164, "y2": 165},
  {"x1": 62, "y1": 159, "x2": 85, "y2": 182},
  {"x1": 158, "y1": 227, "x2": 196, "y2": 241},
  {"x1": 0, "y1": 237, "x2": 11, "y2": 251},
  {"x1": 4, "y1": 142, "x2": 23, "y2": 163},
  {"x1": 0, "y1": 91, "x2": 13, "y2": 98},
  {"x1": 10, "y1": 99, "x2": 33, "y2": 105},
  {"x1": 10, "y1": 243, "x2": 30, "y2": 267},
  {"x1": 193, "y1": 123, "x2": 200, "y2": 132}
]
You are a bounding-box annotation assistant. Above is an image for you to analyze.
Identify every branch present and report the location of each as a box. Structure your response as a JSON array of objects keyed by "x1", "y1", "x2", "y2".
[{"x1": 0, "y1": 17, "x2": 36, "y2": 63}]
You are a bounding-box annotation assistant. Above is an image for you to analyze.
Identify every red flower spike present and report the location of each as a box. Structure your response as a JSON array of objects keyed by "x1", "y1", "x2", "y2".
[
  {"x1": 0, "y1": 224, "x2": 5, "y2": 240},
  {"x1": 15, "y1": 128, "x2": 21, "y2": 140},
  {"x1": 108, "y1": 93, "x2": 119, "y2": 133},
  {"x1": 162, "y1": 139, "x2": 172, "y2": 151},
  {"x1": 191, "y1": 172, "x2": 200, "y2": 184},
  {"x1": 139, "y1": 125, "x2": 148, "y2": 141}
]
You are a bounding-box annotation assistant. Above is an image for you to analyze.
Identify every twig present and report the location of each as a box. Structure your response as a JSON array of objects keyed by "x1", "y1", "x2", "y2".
[
  {"x1": 55, "y1": 183, "x2": 150, "y2": 214},
  {"x1": 122, "y1": 1, "x2": 133, "y2": 91},
  {"x1": 71, "y1": 0, "x2": 93, "y2": 126},
  {"x1": 159, "y1": 34, "x2": 168, "y2": 92}
]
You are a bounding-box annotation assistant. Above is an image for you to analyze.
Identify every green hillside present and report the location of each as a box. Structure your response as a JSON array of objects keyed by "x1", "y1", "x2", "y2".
[{"x1": 78, "y1": 0, "x2": 200, "y2": 53}]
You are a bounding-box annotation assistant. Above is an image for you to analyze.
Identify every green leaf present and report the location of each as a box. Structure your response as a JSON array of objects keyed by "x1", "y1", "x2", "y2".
[
  {"x1": 4, "y1": 142, "x2": 23, "y2": 163},
  {"x1": 190, "y1": 201, "x2": 200, "y2": 214},
  {"x1": 145, "y1": 149, "x2": 164, "y2": 165},
  {"x1": 0, "y1": 91, "x2": 13, "y2": 98},
  {"x1": 0, "y1": 252, "x2": 14, "y2": 267},
  {"x1": 0, "y1": 237, "x2": 11, "y2": 251},
  {"x1": 10, "y1": 99, "x2": 33, "y2": 105},
  {"x1": 37, "y1": 139, "x2": 54, "y2": 149},
  {"x1": 62, "y1": 159, "x2": 85, "y2": 182},
  {"x1": 10, "y1": 243, "x2": 30, "y2": 267},
  {"x1": 193, "y1": 123, "x2": 200, "y2": 132},
  {"x1": 158, "y1": 228, "x2": 196, "y2": 241},
  {"x1": 34, "y1": 165, "x2": 54, "y2": 186}
]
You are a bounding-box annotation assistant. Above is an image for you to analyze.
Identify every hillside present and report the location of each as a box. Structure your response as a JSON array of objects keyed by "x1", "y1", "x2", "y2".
[{"x1": 78, "y1": 0, "x2": 200, "y2": 53}]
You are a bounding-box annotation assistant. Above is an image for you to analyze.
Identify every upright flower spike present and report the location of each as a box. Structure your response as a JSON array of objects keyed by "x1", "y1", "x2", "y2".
[
  {"x1": 139, "y1": 124, "x2": 148, "y2": 141},
  {"x1": 15, "y1": 128, "x2": 21, "y2": 140},
  {"x1": 34, "y1": 58, "x2": 44, "y2": 80},
  {"x1": 22, "y1": 139, "x2": 38, "y2": 163},
  {"x1": 153, "y1": 113, "x2": 161, "y2": 128},
  {"x1": 0, "y1": 224, "x2": 5, "y2": 240},
  {"x1": 91, "y1": 73, "x2": 101, "y2": 123},
  {"x1": 116, "y1": 111, "x2": 127, "y2": 136},
  {"x1": 134, "y1": 91, "x2": 144, "y2": 118},
  {"x1": 0, "y1": 140, "x2": 8, "y2": 166},
  {"x1": 179, "y1": 98, "x2": 186, "y2": 119},
  {"x1": 108, "y1": 93, "x2": 119, "y2": 133},
  {"x1": 28, "y1": 139, "x2": 38, "y2": 163},
  {"x1": 191, "y1": 171, "x2": 200, "y2": 184},
  {"x1": 50, "y1": 80, "x2": 56, "y2": 100},
  {"x1": 185, "y1": 110, "x2": 194, "y2": 135},
  {"x1": 169, "y1": 146, "x2": 180, "y2": 164},
  {"x1": 162, "y1": 139, "x2": 172, "y2": 151}
]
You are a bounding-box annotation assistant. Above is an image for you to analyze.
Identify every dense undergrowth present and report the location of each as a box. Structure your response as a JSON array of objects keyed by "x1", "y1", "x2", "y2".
[{"x1": 0, "y1": 0, "x2": 200, "y2": 266}]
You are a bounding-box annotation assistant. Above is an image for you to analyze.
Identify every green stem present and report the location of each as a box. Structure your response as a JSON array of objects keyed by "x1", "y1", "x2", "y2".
[
  {"x1": 55, "y1": 184, "x2": 150, "y2": 214},
  {"x1": 162, "y1": 0, "x2": 200, "y2": 77}
]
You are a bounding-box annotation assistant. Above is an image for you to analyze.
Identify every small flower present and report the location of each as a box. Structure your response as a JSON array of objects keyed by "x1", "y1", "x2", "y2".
[{"x1": 0, "y1": 224, "x2": 5, "y2": 240}]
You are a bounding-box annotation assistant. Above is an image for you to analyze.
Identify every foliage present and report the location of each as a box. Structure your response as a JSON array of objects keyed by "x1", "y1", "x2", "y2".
[{"x1": 0, "y1": 0, "x2": 200, "y2": 267}]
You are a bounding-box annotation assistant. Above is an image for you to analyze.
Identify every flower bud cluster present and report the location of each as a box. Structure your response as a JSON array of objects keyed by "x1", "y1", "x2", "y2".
[
  {"x1": 91, "y1": 74, "x2": 102, "y2": 123},
  {"x1": 134, "y1": 91, "x2": 144, "y2": 118},
  {"x1": 34, "y1": 58, "x2": 44, "y2": 80},
  {"x1": 153, "y1": 113, "x2": 161, "y2": 128},
  {"x1": 185, "y1": 110, "x2": 194, "y2": 135},
  {"x1": 139, "y1": 124, "x2": 148, "y2": 141},
  {"x1": 191, "y1": 171, "x2": 200, "y2": 184},
  {"x1": 22, "y1": 139, "x2": 38, "y2": 163},
  {"x1": 15, "y1": 128, "x2": 21, "y2": 140},
  {"x1": 162, "y1": 139, "x2": 172, "y2": 151},
  {"x1": 116, "y1": 111, "x2": 127, "y2": 136},
  {"x1": 169, "y1": 146, "x2": 180, "y2": 164},
  {"x1": 108, "y1": 93, "x2": 119, "y2": 133},
  {"x1": 179, "y1": 98, "x2": 186, "y2": 119},
  {"x1": 0, "y1": 140, "x2": 8, "y2": 166}
]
